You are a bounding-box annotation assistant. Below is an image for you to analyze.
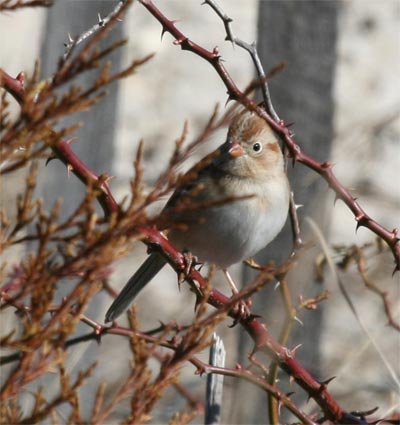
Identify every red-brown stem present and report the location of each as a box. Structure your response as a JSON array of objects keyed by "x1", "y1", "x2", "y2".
[
  {"x1": 51, "y1": 141, "x2": 119, "y2": 215},
  {"x1": 0, "y1": 69, "x2": 119, "y2": 216},
  {"x1": 0, "y1": 69, "x2": 25, "y2": 103},
  {"x1": 138, "y1": 228, "x2": 362, "y2": 424},
  {"x1": 138, "y1": 0, "x2": 400, "y2": 273}
]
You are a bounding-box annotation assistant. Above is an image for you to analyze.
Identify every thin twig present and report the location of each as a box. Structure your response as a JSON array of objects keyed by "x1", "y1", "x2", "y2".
[
  {"x1": 203, "y1": 0, "x2": 279, "y2": 122},
  {"x1": 342, "y1": 245, "x2": 400, "y2": 332},
  {"x1": 267, "y1": 278, "x2": 297, "y2": 425},
  {"x1": 288, "y1": 191, "x2": 303, "y2": 249},
  {"x1": 62, "y1": 0, "x2": 126, "y2": 62}
]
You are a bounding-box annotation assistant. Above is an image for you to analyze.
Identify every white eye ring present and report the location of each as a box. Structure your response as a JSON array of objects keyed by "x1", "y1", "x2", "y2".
[{"x1": 252, "y1": 142, "x2": 263, "y2": 153}]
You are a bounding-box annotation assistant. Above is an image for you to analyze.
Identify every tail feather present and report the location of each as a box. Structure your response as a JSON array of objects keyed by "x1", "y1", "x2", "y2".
[{"x1": 105, "y1": 252, "x2": 166, "y2": 322}]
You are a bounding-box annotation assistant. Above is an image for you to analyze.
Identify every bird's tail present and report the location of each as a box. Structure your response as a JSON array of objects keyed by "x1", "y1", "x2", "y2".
[{"x1": 105, "y1": 252, "x2": 166, "y2": 322}]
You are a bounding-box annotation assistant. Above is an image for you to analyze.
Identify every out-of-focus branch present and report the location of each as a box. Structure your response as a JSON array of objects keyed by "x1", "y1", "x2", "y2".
[
  {"x1": 355, "y1": 248, "x2": 400, "y2": 332},
  {"x1": 287, "y1": 191, "x2": 303, "y2": 249},
  {"x1": 267, "y1": 278, "x2": 296, "y2": 424},
  {"x1": 0, "y1": 0, "x2": 52, "y2": 12},
  {"x1": 0, "y1": 62, "x2": 122, "y2": 216},
  {"x1": 339, "y1": 244, "x2": 400, "y2": 332},
  {"x1": 138, "y1": 0, "x2": 399, "y2": 273}
]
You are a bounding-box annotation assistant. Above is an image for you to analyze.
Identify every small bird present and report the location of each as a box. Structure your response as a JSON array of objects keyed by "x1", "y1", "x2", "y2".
[{"x1": 105, "y1": 109, "x2": 290, "y2": 322}]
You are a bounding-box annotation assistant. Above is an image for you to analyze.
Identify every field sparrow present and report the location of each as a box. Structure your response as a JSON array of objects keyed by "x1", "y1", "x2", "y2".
[{"x1": 105, "y1": 109, "x2": 290, "y2": 322}]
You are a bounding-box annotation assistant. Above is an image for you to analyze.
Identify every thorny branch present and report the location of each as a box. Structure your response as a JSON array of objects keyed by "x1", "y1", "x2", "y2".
[
  {"x1": 203, "y1": 0, "x2": 279, "y2": 122},
  {"x1": 138, "y1": 0, "x2": 400, "y2": 273},
  {"x1": 62, "y1": 0, "x2": 126, "y2": 62}
]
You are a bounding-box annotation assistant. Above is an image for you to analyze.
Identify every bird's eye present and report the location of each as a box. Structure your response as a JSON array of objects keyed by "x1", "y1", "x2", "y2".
[{"x1": 252, "y1": 142, "x2": 262, "y2": 153}]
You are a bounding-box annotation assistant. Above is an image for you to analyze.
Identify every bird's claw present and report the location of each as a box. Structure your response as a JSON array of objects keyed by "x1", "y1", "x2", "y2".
[
  {"x1": 229, "y1": 298, "x2": 252, "y2": 326},
  {"x1": 177, "y1": 251, "x2": 201, "y2": 290}
]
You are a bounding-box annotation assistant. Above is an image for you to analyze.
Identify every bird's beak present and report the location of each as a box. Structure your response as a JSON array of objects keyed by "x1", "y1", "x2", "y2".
[{"x1": 228, "y1": 142, "x2": 245, "y2": 158}]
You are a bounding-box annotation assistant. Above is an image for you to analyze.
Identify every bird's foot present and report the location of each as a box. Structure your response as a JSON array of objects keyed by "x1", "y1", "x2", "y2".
[{"x1": 177, "y1": 251, "x2": 201, "y2": 290}]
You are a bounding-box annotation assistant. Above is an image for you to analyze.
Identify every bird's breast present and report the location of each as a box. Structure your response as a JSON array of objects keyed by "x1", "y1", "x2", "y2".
[{"x1": 168, "y1": 175, "x2": 289, "y2": 268}]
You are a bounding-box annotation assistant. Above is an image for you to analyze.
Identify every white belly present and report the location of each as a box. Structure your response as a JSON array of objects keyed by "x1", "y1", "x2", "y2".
[{"x1": 169, "y1": 178, "x2": 289, "y2": 268}]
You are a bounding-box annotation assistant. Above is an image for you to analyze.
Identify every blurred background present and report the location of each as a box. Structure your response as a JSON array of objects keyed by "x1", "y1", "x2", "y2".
[{"x1": 1, "y1": 0, "x2": 399, "y2": 423}]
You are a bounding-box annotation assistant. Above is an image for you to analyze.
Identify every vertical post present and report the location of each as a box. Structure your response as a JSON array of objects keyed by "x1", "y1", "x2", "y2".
[
  {"x1": 205, "y1": 333, "x2": 226, "y2": 425},
  {"x1": 38, "y1": 1, "x2": 123, "y2": 221},
  {"x1": 36, "y1": 1, "x2": 123, "y2": 419}
]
